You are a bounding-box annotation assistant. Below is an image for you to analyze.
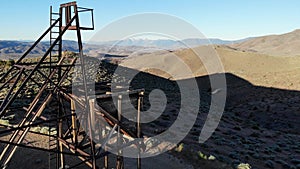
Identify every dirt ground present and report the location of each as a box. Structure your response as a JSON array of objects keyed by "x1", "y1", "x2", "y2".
[{"x1": 1, "y1": 46, "x2": 300, "y2": 169}]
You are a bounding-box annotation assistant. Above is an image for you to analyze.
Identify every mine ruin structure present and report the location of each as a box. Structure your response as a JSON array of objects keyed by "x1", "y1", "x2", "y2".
[{"x1": 0, "y1": 2, "x2": 143, "y2": 169}]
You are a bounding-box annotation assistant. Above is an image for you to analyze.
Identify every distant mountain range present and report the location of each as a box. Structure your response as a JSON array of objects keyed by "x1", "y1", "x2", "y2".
[
  {"x1": 89, "y1": 38, "x2": 250, "y2": 48},
  {"x1": 2, "y1": 29, "x2": 300, "y2": 58},
  {"x1": 0, "y1": 38, "x2": 248, "y2": 59},
  {"x1": 0, "y1": 40, "x2": 79, "y2": 55}
]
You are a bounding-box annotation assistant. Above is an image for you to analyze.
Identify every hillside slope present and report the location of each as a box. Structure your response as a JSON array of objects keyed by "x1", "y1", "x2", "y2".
[
  {"x1": 230, "y1": 29, "x2": 300, "y2": 56},
  {"x1": 120, "y1": 45, "x2": 300, "y2": 90}
]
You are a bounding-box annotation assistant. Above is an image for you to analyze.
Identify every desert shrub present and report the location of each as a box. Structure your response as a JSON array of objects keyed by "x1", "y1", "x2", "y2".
[
  {"x1": 291, "y1": 158, "x2": 300, "y2": 164},
  {"x1": 6, "y1": 59, "x2": 15, "y2": 66},
  {"x1": 249, "y1": 132, "x2": 260, "y2": 137},
  {"x1": 30, "y1": 126, "x2": 57, "y2": 135},
  {"x1": 0, "y1": 59, "x2": 15, "y2": 68},
  {"x1": 264, "y1": 160, "x2": 274, "y2": 168},
  {"x1": 251, "y1": 124, "x2": 260, "y2": 130},
  {"x1": 175, "y1": 143, "x2": 184, "y2": 152},
  {"x1": 233, "y1": 126, "x2": 242, "y2": 131},
  {"x1": 0, "y1": 119, "x2": 10, "y2": 126},
  {"x1": 198, "y1": 151, "x2": 208, "y2": 160},
  {"x1": 0, "y1": 60, "x2": 6, "y2": 65}
]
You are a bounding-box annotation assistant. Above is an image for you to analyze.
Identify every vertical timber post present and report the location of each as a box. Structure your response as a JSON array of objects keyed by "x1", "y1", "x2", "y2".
[
  {"x1": 137, "y1": 91, "x2": 144, "y2": 169},
  {"x1": 57, "y1": 5, "x2": 65, "y2": 169},
  {"x1": 49, "y1": 5, "x2": 52, "y2": 75},
  {"x1": 104, "y1": 144, "x2": 108, "y2": 169},
  {"x1": 71, "y1": 99, "x2": 77, "y2": 144},
  {"x1": 89, "y1": 97, "x2": 96, "y2": 131},
  {"x1": 73, "y1": 3, "x2": 97, "y2": 169},
  {"x1": 116, "y1": 95, "x2": 124, "y2": 169}
]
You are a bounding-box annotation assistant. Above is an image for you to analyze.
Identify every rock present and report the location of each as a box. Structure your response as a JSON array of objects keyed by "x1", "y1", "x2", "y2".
[
  {"x1": 208, "y1": 155, "x2": 216, "y2": 160},
  {"x1": 237, "y1": 163, "x2": 251, "y2": 169}
]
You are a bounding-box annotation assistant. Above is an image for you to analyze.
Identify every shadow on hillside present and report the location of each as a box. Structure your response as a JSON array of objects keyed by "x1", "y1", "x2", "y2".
[
  {"x1": 183, "y1": 74, "x2": 300, "y2": 168},
  {"x1": 2, "y1": 60, "x2": 299, "y2": 168},
  {"x1": 183, "y1": 73, "x2": 300, "y2": 168},
  {"x1": 97, "y1": 62, "x2": 300, "y2": 168},
  {"x1": 101, "y1": 62, "x2": 299, "y2": 134},
  {"x1": 189, "y1": 73, "x2": 300, "y2": 133}
]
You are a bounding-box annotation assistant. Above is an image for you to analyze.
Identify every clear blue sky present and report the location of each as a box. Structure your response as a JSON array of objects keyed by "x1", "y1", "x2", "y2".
[{"x1": 1, "y1": 0, "x2": 300, "y2": 41}]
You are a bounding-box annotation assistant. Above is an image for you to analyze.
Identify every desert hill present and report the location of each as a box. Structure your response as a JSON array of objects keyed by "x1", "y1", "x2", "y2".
[
  {"x1": 230, "y1": 29, "x2": 300, "y2": 56},
  {"x1": 120, "y1": 45, "x2": 300, "y2": 90},
  {"x1": 115, "y1": 39, "x2": 300, "y2": 169},
  {"x1": 1, "y1": 36, "x2": 300, "y2": 169}
]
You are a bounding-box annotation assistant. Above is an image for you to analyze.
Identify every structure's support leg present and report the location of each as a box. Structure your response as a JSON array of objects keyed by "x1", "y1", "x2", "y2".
[
  {"x1": 89, "y1": 98, "x2": 96, "y2": 132},
  {"x1": 57, "y1": 92, "x2": 65, "y2": 169},
  {"x1": 104, "y1": 144, "x2": 108, "y2": 169},
  {"x1": 74, "y1": 4, "x2": 97, "y2": 168},
  {"x1": 103, "y1": 126, "x2": 109, "y2": 169},
  {"x1": 71, "y1": 99, "x2": 77, "y2": 144},
  {"x1": 137, "y1": 91, "x2": 144, "y2": 169},
  {"x1": 116, "y1": 95, "x2": 124, "y2": 169}
]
